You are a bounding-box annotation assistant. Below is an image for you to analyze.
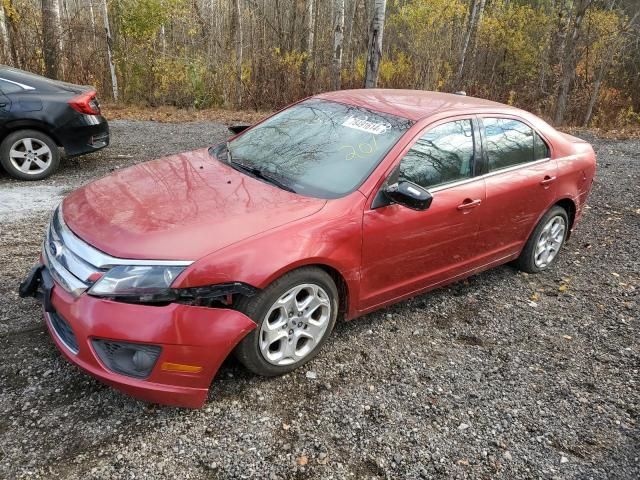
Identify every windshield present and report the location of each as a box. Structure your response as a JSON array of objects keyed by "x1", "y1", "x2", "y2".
[{"x1": 223, "y1": 99, "x2": 413, "y2": 198}]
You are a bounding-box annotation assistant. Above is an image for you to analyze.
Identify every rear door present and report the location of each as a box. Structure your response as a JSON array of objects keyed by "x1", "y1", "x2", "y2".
[
  {"x1": 360, "y1": 117, "x2": 486, "y2": 310},
  {"x1": 477, "y1": 116, "x2": 557, "y2": 262}
]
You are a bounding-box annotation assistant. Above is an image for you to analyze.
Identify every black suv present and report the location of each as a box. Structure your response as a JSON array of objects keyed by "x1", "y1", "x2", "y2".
[{"x1": 0, "y1": 66, "x2": 109, "y2": 180}]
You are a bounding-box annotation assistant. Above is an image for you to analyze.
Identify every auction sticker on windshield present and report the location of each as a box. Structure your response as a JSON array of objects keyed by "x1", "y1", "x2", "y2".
[{"x1": 342, "y1": 116, "x2": 389, "y2": 135}]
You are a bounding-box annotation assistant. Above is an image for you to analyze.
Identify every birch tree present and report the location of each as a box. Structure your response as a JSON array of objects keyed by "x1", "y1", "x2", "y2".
[
  {"x1": 101, "y1": 0, "x2": 118, "y2": 101},
  {"x1": 0, "y1": 1, "x2": 13, "y2": 64},
  {"x1": 234, "y1": 0, "x2": 243, "y2": 106},
  {"x1": 455, "y1": 0, "x2": 486, "y2": 87},
  {"x1": 364, "y1": 0, "x2": 386, "y2": 88},
  {"x1": 303, "y1": 0, "x2": 314, "y2": 84},
  {"x1": 331, "y1": 0, "x2": 344, "y2": 90}
]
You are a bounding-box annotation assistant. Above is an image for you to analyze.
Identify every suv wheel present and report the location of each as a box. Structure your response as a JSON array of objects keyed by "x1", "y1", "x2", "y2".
[
  {"x1": 0, "y1": 130, "x2": 60, "y2": 180},
  {"x1": 234, "y1": 267, "x2": 339, "y2": 376}
]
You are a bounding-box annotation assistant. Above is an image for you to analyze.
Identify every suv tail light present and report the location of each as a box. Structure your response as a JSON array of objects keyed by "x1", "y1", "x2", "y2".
[{"x1": 68, "y1": 90, "x2": 101, "y2": 115}]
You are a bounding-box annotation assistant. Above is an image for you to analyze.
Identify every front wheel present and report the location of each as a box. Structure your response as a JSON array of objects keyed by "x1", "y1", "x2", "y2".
[
  {"x1": 515, "y1": 205, "x2": 569, "y2": 273},
  {"x1": 234, "y1": 267, "x2": 339, "y2": 376}
]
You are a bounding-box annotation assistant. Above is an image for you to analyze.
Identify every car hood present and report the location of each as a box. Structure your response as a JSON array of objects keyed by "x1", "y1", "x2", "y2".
[{"x1": 62, "y1": 148, "x2": 327, "y2": 260}]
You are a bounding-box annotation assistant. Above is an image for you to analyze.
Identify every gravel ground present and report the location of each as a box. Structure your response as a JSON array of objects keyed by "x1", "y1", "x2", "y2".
[{"x1": 0, "y1": 121, "x2": 637, "y2": 479}]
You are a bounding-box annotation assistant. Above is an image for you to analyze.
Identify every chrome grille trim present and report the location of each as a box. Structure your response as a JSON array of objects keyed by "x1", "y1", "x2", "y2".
[
  {"x1": 42, "y1": 206, "x2": 194, "y2": 297},
  {"x1": 42, "y1": 234, "x2": 90, "y2": 297},
  {"x1": 53, "y1": 208, "x2": 193, "y2": 269}
]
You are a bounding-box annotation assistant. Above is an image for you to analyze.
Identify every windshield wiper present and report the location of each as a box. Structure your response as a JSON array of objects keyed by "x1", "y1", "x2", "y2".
[{"x1": 228, "y1": 156, "x2": 297, "y2": 193}]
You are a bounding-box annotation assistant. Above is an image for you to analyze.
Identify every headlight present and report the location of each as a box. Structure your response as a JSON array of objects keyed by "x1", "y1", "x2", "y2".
[
  {"x1": 88, "y1": 265, "x2": 185, "y2": 302},
  {"x1": 88, "y1": 265, "x2": 259, "y2": 305}
]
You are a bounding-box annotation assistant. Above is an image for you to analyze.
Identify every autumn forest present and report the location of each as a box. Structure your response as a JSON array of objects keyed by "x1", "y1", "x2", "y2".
[{"x1": 1, "y1": 0, "x2": 639, "y2": 127}]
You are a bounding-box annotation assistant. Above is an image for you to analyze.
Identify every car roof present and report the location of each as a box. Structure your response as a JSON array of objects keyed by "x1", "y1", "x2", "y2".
[
  {"x1": 315, "y1": 89, "x2": 516, "y2": 121},
  {"x1": 0, "y1": 65, "x2": 88, "y2": 93}
]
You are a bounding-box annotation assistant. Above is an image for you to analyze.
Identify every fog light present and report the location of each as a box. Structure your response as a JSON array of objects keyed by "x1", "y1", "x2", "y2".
[
  {"x1": 132, "y1": 350, "x2": 156, "y2": 371},
  {"x1": 92, "y1": 339, "x2": 161, "y2": 379}
]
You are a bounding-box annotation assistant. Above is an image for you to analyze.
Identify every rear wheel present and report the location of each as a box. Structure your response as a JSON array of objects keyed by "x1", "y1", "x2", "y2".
[
  {"x1": 515, "y1": 205, "x2": 569, "y2": 273},
  {"x1": 0, "y1": 130, "x2": 60, "y2": 180},
  {"x1": 234, "y1": 267, "x2": 338, "y2": 376}
]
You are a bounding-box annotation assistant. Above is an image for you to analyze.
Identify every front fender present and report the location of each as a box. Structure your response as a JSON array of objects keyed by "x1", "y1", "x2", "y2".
[{"x1": 174, "y1": 194, "x2": 365, "y2": 319}]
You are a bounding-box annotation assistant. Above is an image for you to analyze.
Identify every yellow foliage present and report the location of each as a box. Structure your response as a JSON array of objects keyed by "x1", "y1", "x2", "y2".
[{"x1": 479, "y1": 3, "x2": 551, "y2": 86}]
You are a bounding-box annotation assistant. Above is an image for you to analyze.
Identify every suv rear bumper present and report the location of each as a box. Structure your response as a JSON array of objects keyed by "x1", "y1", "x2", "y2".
[{"x1": 22, "y1": 264, "x2": 256, "y2": 408}]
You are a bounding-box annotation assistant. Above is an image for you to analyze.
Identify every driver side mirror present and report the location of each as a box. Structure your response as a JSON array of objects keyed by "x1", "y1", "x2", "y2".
[
  {"x1": 228, "y1": 124, "x2": 252, "y2": 134},
  {"x1": 384, "y1": 181, "x2": 433, "y2": 211}
]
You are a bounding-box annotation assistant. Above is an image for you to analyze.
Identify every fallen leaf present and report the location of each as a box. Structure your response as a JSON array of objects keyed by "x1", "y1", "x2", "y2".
[
  {"x1": 457, "y1": 459, "x2": 470, "y2": 466},
  {"x1": 611, "y1": 272, "x2": 620, "y2": 277},
  {"x1": 297, "y1": 455, "x2": 308, "y2": 466},
  {"x1": 530, "y1": 292, "x2": 540, "y2": 301},
  {"x1": 559, "y1": 285, "x2": 569, "y2": 292},
  {"x1": 563, "y1": 335, "x2": 572, "y2": 341}
]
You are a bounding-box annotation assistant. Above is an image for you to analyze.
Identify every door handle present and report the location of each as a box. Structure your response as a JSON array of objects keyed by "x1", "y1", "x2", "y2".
[
  {"x1": 457, "y1": 198, "x2": 482, "y2": 210},
  {"x1": 540, "y1": 175, "x2": 556, "y2": 186}
]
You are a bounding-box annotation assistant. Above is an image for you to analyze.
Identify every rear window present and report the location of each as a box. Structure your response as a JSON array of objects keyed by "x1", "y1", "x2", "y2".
[
  {"x1": 0, "y1": 79, "x2": 26, "y2": 94},
  {"x1": 483, "y1": 118, "x2": 549, "y2": 171}
]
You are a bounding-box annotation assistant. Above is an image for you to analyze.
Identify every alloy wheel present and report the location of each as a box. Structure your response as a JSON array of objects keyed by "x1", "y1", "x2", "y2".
[
  {"x1": 259, "y1": 283, "x2": 332, "y2": 366},
  {"x1": 9, "y1": 138, "x2": 53, "y2": 175},
  {"x1": 534, "y1": 215, "x2": 566, "y2": 268}
]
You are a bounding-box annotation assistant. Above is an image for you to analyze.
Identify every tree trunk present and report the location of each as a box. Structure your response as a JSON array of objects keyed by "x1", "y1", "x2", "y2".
[
  {"x1": 101, "y1": 0, "x2": 118, "y2": 101},
  {"x1": 234, "y1": 0, "x2": 243, "y2": 107},
  {"x1": 364, "y1": 0, "x2": 386, "y2": 88},
  {"x1": 331, "y1": 0, "x2": 344, "y2": 90},
  {"x1": 455, "y1": 0, "x2": 479, "y2": 88},
  {"x1": 42, "y1": 0, "x2": 64, "y2": 79},
  {"x1": 0, "y1": 1, "x2": 14, "y2": 64},
  {"x1": 553, "y1": 0, "x2": 592, "y2": 125},
  {"x1": 88, "y1": 0, "x2": 97, "y2": 47},
  {"x1": 303, "y1": 0, "x2": 314, "y2": 86},
  {"x1": 346, "y1": 0, "x2": 359, "y2": 68}
]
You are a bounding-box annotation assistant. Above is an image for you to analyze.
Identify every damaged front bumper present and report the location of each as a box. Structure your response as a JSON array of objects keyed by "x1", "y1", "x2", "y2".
[{"x1": 20, "y1": 264, "x2": 257, "y2": 408}]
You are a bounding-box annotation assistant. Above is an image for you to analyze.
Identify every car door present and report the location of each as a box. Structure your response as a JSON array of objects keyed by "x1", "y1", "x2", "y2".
[
  {"x1": 476, "y1": 116, "x2": 558, "y2": 262},
  {"x1": 359, "y1": 117, "x2": 486, "y2": 311}
]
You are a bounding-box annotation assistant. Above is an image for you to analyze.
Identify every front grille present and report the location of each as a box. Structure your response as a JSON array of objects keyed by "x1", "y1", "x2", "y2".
[
  {"x1": 48, "y1": 311, "x2": 79, "y2": 354},
  {"x1": 43, "y1": 207, "x2": 103, "y2": 296}
]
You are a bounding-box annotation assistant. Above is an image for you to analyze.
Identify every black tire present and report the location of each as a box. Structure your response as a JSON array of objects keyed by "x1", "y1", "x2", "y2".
[
  {"x1": 234, "y1": 267, "x2": 339, "y2": 376},
  {"x1": 514, "y1": 205, "x2": 569, "y2": 273},
  {"x1": 0, "y1": 129, "x2": 60, "y2": 180}
]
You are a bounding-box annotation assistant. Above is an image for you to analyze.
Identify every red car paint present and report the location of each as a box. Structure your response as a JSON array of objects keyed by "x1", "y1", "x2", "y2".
[{"x1": 45, "y1": 90, "x2": 595, "y2": 407}]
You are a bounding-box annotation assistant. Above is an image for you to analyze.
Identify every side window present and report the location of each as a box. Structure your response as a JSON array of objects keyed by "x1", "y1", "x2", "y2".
[
  {"x1": 534, "y1": 131, "x2": 550, "y2": 160},
  {"x1": 398, "y1": 119, "x2": 474, "y2": 189},
  {"x1": 483, "y1": 118, "x2": 535, "y2": 171}
]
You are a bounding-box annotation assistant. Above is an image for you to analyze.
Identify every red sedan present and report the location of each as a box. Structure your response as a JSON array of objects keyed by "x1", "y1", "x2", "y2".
[{"x1": 20, "y1": 90, "x2": 596, "y2": 408}]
